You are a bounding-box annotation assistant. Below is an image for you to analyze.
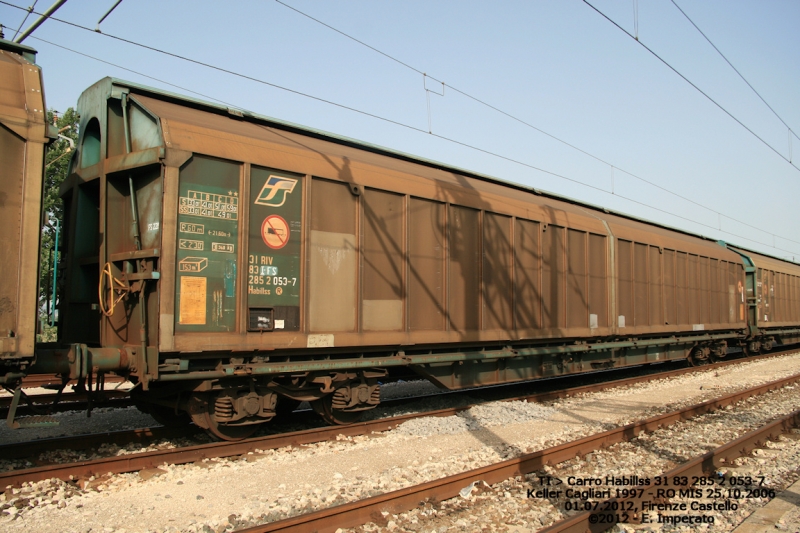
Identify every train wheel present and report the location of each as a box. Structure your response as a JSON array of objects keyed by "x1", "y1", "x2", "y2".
[
  {"x1": 311, "y1": 395, "x2": 363, "y2": 425},
  {"x1": 190, "y1": 409, "x2": 260, "y2": 441},
  {"x1": 187, "y1": 393, "x2": 261, "y2": 441},
  {"x1": 688, "y1": 346, "x2": 711, "y2": 366},
  {"x1": 745, "y1": 341, "x2": 762, "y2": 357}
]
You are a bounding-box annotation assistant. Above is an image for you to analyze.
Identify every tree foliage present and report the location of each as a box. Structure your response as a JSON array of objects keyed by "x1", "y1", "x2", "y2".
[{"x1": 40, "y1": 108, "x2": 79, "y2": 336}]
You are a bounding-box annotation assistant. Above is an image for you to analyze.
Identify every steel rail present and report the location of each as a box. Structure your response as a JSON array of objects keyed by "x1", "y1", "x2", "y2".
[
  {"x1": 539, "y1": 410, "x2": 800, "y2": 533},
  {"x1": 0, "y1": 350, "x2": 795, "y2": 485},
  {"x1": 0, "y1": 426, "x2": 198, "y2": 461},
  {"x1": 0, "y1": 392, "x2": 131, "y2": 415},
  {"x1": 18, "y1": 374, "x2": 126, "y2": 389},
  {"x1": 229, "y1": 371, "x2": 800, "y2": 533}
]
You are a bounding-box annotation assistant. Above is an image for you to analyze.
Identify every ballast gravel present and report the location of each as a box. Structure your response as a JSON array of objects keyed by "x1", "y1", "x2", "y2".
[
  {"x1": 361, "y1": 385, "x2": 800, "y2": 533},
  {"x1": 2, "y1": 352, "x2": 800, "y2": 533}
]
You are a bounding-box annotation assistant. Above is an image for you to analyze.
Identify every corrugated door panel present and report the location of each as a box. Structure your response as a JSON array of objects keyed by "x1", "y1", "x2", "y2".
[
  {"x1": 763, "y1": 270, "x2": 770, "y2": 322},
  {"x1": 784, "y1": 274, "x2": 789, "y2": 322},
  {"x1": 719, "y1": 261, "x2": 728, "y2": 324},
  {"x1": 567, "y1": 230, "x2": 587, "y2": 329},
  {"x1": 773, "y1": 272, "x2": 779, "y2": 322},
  {"x1": 309, "y1": 178, "x2": 357, "y2": 332},
  {"x1": 782, "y1": 273, "x2": 786, "y2": 322},
  {"x1": 734, "y1": 263, "x2": 744, "y2": 322},
  {"x1": 724, "y1": 263, "x2": 730, "y2": 323},
  {"x1": 762, "y1": 269, "x2": 768, "y2": 322},
  {"x1": 633, "y1": 243, "x2": 648, "y2": 327},
  {"x1": 768, "y1": 270, "x2": 773, "y2": 321},
  {"x1": 757, "y1": 268, "x2": 763, "y2": 322},
  {"x1": 408, "y1": 198, "x2": 445, "y2": 331},
  {"x1": 794, "y1": 276, "x2": 799, "y2": 322},
  {"x1": 781, "y1": 273, "x2": 787, "y2": 322},
  {"x1": 482, "y1": 212, "x2": 512, "y2": 331},
  {"x1": 677, "y1": 252, "x2": 688, "y2": 325},
  {"x1": 688, "y1": 254, "x2": 699, "y2": 325},
  {"x1": 362, "y1": 188, "x2": 404, "y2": 331},
  {"x1": 726, "y1": 262, "x2": 735, "y2": 323},
  {"x1": 774, "y1": 273, "x2": 779, "y2": 322},
  {"x1": 588, "y1": 233, "x2": 607, "y2": 328},
  {"x1": 174, "y1": 155, "x2": 240, "y2": 333},
  {"x1": 449, "y1": 205, "x2": 480, "y2": 331},
  {"x1": 663, "y1": 249, "x2": 677, "y2": 326},
  {"x1": 248, "y1": 167, "x2": 303, "y2": 331},
  {"x1": 784, "y1": 274, "x2": 789, "y2": 321},
  {"x1": 709, "y1": 259, "x2": 720, "y2": 324},
  {"x1": 699, "y1": 256, "x2": 710, "y2": 325},
  {"x1": 0, "y1": 124, "x2": 24, "y2": 336},
  {"x1": 783, "y1": 274, "x2": 788, "y2": 321},
  {"x1": 542, "y1": 225, "x2": 566, "y2": 329},
  {"x1": 648, "y1": 246, "x2": 662, "y2": 326},
  {"x1": 514, "y1": 219, "x2": 541, "y2": 330},
  {"x1": 617, "y1": 240, "x2": 633, "y2": 329}
]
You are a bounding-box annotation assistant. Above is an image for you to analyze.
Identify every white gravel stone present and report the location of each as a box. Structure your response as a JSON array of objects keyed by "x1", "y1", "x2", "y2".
[{"x1": 2, "y1": 353, "x2": 800, "y2": 532}]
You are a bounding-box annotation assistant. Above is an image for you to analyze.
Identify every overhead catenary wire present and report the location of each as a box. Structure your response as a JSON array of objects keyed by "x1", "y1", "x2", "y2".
[
  {"x1": 10, "y1": 0, "x2": 36, "y2": 40},
  {"x1": 670, "y1": 0, "x2": 798, "y2": 141},
  {"x1": 273, "y1": 0, "x2": 800, "y2": 249},
  {"x1": 31, "y1": 35, "x2": 241, "y2": 108},
  {"x1": 582, "y1": 0, "x2": 800, "y2": 174},
  {"x1": 2, "y1": 1, "x2": 798, "y2": 258}
]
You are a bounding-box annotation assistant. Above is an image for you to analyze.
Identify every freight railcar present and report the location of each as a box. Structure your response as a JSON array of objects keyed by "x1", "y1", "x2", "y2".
[
  {"x1": 0, "y1": 38, "x2": 56, "y2": 391},
  {"x1": 3, "y1": 57, "x2": 800, "y2": 439}
]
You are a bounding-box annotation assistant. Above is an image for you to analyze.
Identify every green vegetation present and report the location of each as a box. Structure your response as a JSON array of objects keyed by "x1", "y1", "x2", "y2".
[{"x1": 40, "y1": 108, "x2": 79, "y2": 340}]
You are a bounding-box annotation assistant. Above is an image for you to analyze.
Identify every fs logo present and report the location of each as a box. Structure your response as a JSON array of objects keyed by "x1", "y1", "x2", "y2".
[{"x1": 254, "y1": 175, "x2": 298, "y2": 207}]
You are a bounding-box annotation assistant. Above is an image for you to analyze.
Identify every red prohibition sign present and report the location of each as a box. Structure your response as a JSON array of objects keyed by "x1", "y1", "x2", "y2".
[{"x1": 261, "y1": 215, "x2": 289, "y2": 249}]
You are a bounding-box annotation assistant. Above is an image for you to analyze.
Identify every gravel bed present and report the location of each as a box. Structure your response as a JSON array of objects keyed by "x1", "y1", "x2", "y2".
[
  {"x1": 0, "y1": 379, "x2": 444, "y2": 472},
  {"x1": 353, "y1": 384, "x2": 800, "y2": 532},
  {"x1": 1, "y1": 354, "x2": 800, "y2": 532}
]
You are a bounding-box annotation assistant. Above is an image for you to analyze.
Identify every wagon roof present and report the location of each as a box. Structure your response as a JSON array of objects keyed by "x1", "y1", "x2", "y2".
[
  {"x1": 104, "y1": 77, "x2": 796, "y2": 268},
  {"x1": 0, "y1": 37, "x2": 37, "y2": 62}
]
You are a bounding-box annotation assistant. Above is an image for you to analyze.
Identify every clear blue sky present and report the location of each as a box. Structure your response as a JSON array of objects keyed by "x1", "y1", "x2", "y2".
[{"x1": 2, "y1": 0, "x2": 799, "y2": 260}]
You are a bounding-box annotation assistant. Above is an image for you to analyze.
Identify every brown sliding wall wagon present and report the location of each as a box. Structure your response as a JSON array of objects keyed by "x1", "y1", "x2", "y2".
[
  {"x1": 3, "y1": 62, "x2": 800, "y2": 439},
  {"x1": 0, "y1": 39, "x2": 56, "y2": 384}
]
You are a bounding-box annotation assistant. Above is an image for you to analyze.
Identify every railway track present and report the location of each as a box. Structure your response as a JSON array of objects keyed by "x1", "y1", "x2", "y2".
[
  {"x1": 2, "y1": 351, "x2": 800, "y2": 533},
  {"x1": 0, "y1": 348, "x2": 786, "y2": 451},
  {"x1": 17, "y1": 374, "x2": 126, "y2": 389},
  {"x1": 230, "y1": 370, "x2": 800, "y2": 533},
  {"x1": 0, "y1": 391, "x2": 132, "y2": 418},
  {"x1": 0, "y1": 347, "x2": 785, "y2": 430},
  {"x1": 0, "y1": 349, "x2": 795, "y2": 489}
]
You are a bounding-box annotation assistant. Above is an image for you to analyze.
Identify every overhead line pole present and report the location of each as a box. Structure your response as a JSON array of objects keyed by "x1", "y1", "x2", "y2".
[{"x1": 14, "y1": 0, "x2": 67, "y2": 43}]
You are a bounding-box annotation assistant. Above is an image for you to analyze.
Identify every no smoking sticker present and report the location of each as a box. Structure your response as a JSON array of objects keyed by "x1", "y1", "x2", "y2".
[{"x1": 261, "y1": 215, "x2": 289, "y2": 250}]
